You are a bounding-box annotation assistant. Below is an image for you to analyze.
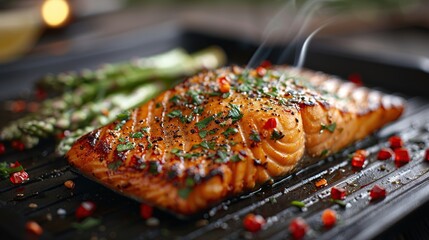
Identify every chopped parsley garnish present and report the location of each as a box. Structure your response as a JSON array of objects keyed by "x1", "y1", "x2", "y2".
[
  {"x1": 227, "y1": 103, "x2": 243, "y2": 123},
  {"x1": 214, "y1": 150, "x2": 229, "y2": 163},
  {"x1": 193, "y1": 107, "x2": 204, "y2": 115},
  {"x1": 116, "y1": 111, "x2": 130, "y2": 121},
  {"x1": 320, "y1": 149, "x2": 329, "y2": 157},
  {"x1": 178, "y1": 188, "x2": 192, "y2": 199},
  {"x1": 167, "y1": 109, "x2": 182, "y2": 118},
  {"x1": 183, "y1": 152, "x2": 202, "y2": 159},
  {"x1": 0, "y1": 162, "x2": 24, "y2": 179},
  {"x1": 117, "y1": 142, "x2": 135, "y2": 152},
  {"x1": 148, "y1": 161, "x2": 160, "y2": 175},
  {"x1": 107, "y1": 160, "x2": 122, "y2": 171},
  {"x1": 250, "y1": 130, "x2": 261, "y2": 142},
  {"x1": 199, "y1": 141, "x2": 216, "y2": 150},
  {"x1": 330, "y1": 199, "x2": 347, "y2": 208},
  {"x1": 222, "y1": 92, "x2": 231, "y2": 98},
  {"x1": 270, "y1": 130, "x2": 285, "y2": 141},
  {"x1": 169, "y1": 95, "x2": 182, "y2": 105},
  {"x1": 187, "y1": 90, "x2": 203, "y2": 104},
  {"x1": 223, "y1": 127, "x2": 239, "y2": 138},
  {"x1": 231, "y1": 154, "x2": 242, "y2": 162},
  {"x1": 199, "y1": 130, "x2": 208, "y2": 138},
  {"x1": 155, "y1": 102, "x2": 161, "y2": 108},
  {"x1": 171, "y1": 148, "x2": 182, "y2": 156},
  {"x1": 321, "y1": 122, "x2": 337, "y2": 133},
  {"x1": 185, "y1": 177, "x2": 195, "y2": 187},
  {"x1": 118, "y1": 137, "x2": 126, "y2": 143},
  {"x1": 141, "y1": 127, "x2": 149, "y2": 133},
  {"x1": 72, "y1": 217, "x2": 101, "y2": 230},
  {"x1": 130, "y1": 132, "x2": 144, "y2": 139},
  {"x1": 195, "y1": 115, "x2": 215, "y2": 130}
]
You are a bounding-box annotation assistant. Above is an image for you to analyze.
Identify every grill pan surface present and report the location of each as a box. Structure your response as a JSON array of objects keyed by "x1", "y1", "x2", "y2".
[{"x1": 1, "y1": 25, "x2": 429, "y2": 240}]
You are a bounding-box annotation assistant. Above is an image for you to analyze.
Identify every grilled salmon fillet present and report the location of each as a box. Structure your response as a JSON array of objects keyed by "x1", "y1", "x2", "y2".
[{"x1": 67, "y1": 66, "x2": 404, "y2": 215}]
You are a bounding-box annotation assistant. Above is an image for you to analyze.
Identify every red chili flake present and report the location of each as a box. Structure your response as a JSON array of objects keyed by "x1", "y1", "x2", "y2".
[
  {"x1": 11, "y1": 140, "x2": 25, "y2": 151},
  {"x1": 425, "y1": 149, "x2": 429, "y2": 161},
  {"x1": 217, "y1": 76, "x2": 230, "y2": 93},
  {"x1": 263, "y1": 118, "x2": 277, "y2": 129},
  {"x1": 348, "y1": 73, "x2": 363, "y2": 86},
  {"x1": 377, "y1": 148, "x2": 393, "y2": 160},
  {"x1": 394, "y1": 148, "x2": 410, "y2": 166},
  {"x1": 321, "y1": 209, "x2": 337, "y2": 228},
  {"x1": 0, "y1": 143, "x2": 5, "y2": 155},
  {"x1": 9, "y1": 171, "x2": 29, "y2": 184},
  {"x1": 331, "y1": 186, "x2": 346, "y2": 200},
  {"x1": 243, "y1": 213, "x2": 266, "y2": 232},
  {"x1": 289, "y1": 217, "x2": 308, "y2": 239},
  {"x1": 256, "y1": 66, "x2": 267, "y2": 77},
  {"x1": 75, "y1": 201, "x2": 96, "y2": 219},
  {"x1": 389, "y1": 136, "x2": 403, "y2": 149},
  {"x1": 25, "y1": 221, "x2": 43, "y2": 236},
  {"x1": 351, "y1": 154, "x2": 365, "y2": 168},
  {"x1": 259, "y1": 60, "x2": 272, "y2": 68},
  {"x1": 140, "y1": 203, "x2": 153, "y2": 220},
  {"x1": 35, "y1": 88, "x2": 47, "y2": 101},
  {"x1": 370, "y1": 184, "x2": 386, "y2": 201}
]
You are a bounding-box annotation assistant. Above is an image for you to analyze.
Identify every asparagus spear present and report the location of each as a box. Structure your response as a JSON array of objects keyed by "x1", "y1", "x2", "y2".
[{"x1": 1, "y1": 47, "x2": 226, "y2": 150}]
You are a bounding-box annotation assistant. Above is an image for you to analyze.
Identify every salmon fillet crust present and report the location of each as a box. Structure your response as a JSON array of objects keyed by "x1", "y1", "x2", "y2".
[{"x1": 67, "y1": 66, "x2": 404, "y2": 215}]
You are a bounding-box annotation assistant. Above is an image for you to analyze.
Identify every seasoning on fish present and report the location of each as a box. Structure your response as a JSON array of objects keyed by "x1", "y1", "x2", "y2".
[{"x1": 67, "y1": 66, "x2": 404, "y2": 215}]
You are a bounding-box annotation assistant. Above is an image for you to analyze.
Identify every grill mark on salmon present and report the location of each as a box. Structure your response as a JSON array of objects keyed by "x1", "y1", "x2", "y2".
[{"x1": 67, "y1": 66, "x2": 404, "y2": 215}]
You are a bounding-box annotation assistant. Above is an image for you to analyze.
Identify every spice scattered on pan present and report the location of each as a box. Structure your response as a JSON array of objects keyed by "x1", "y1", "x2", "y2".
[
  {"x1": 289, "y1": 217, "x2": 308, "y2": 239},
  {"x1": 243, "y1": 213, "x2": 266, "y2": 232},
  {"x1": 75, "y1": 201, "x2": 96, "y2": 219},
  {"x1": 370, "y1": 184, "x2": 387, "y2": 201},
  {"x1": 64, "y1": 180, "x2": 75, "y2": 189},
  {"x1": 394, "y1": 148, "x2": 410, "y2": 167},
  {"x1": 377, "y1": 148, "x2": 393, "y2": 160},
  {"x1": 351, "y1": 149, "x2": 368, "y2": 168},
  {"x1": 26, "y1": 221, "x2": 43, "y2": 236},
  {"x1": 315, "y1": 178, "x2": 328, "y2": 188},
  {"x1": 331, "y1": 186, "x2": 346, "y2": 200},
  {"x1": 389, "y1": 135, "x2": 403, "y2": 149},
  {"x1": 321, "y1": 209, "x2": 337, "y2": 228},
  {"x1": 140, "y1": 204, "x2": 153, "y2": 220}
]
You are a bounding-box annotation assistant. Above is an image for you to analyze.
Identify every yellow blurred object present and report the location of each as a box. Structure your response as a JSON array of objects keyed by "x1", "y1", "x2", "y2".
[
  {"x1": 0, "y1": 8, "x2": 42, "y2": 63},
  {"x1": 41, "y1": 0, "x2": 71, "y2": 28}
]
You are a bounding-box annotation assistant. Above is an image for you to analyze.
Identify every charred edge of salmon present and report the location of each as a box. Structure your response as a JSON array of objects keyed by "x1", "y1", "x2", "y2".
[{"x1": 67, "y1": 65, "x2": 405, "y2": 216}]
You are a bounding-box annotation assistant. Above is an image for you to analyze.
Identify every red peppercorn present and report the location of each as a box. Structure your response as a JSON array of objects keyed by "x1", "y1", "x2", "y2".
[
  {"x1": 11, "y1": 140, "x2": 25, "y2": 151},
  {"x1": 289, "y1": 217, "x2": 308, "y2": 239},
  {"x1": 263, "y1": 118, "x2": 277, "y2": 129},
  {"x1": 9, "y1": 171, "x2": 29, "y2": 184},
  {"x1": 243, "y1": 213, "x2": 266, "y2": 232},
  {"x1": 0, "y1": 143, "x2": 5, "y2": 155},
  {"x1": 377, "y1": 148, "x2": 393, "y2": 160},
  {"x1": 256, "y1": 66, "x2": 267, "y2": 77},
  {"x1": 425, "y1": 149, "x2": 429, "y2": 161},
  {"x1": 351, "y1": 154, "x2": 365, "y2": 168},
  {"x1": 321, "y1": 209, "x2": 337, "y2": 228},
  {"x1": 259, "y1": 60, "x2": 272, "y2": 69},
  {"x1": 394, "y1": 148, "x2": 410, "y2": 166},
  {"x1": 217, "y1": 76, "x2": 230, "y2": 93},
  {"x1": 331, "y1": 186, "x2": 346, "y2": 200},
  {"x1": 389, "y1": 136, "x2": 403, "y2": 149},
  {"x1": 370, "y1": 184, "x2": 386, "y2": 201},
  {"x1": 75, "y1": 201, "x2": 96, "y2": 219},
  {"x1": 140, "y1": 204, "x2": 153, "y2": 220}
]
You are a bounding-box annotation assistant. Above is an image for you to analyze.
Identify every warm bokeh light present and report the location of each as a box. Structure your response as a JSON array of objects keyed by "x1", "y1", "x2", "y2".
[{"x1": 41, "y1": 0, "x2": 70, "y2": 28}]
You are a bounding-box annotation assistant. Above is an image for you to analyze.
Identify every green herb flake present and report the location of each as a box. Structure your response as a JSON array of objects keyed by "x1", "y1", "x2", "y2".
[
  {"x1": 187, "y1": 90, "x2": 203, "y2": 105},
  {"x1": 167, "y1": 109, "x2": 182, "y2": 119},
  {"x1": 72, "y1": 217, "x2": 101, "y2": 231},
  {"x1": 331, "y1": 199, "x2": 347, "y2": 208},
  {"x1": 149, "y1": 161, "x2": 160, "y2": 175},
  {"x1": 185, "y1": 177, "x2": 195, "y2": 187},
  {"x1": 183, "y1": 152, "x2": 201, "y2": 159},
  {"x1": 200, "y1": 141, "x2": 215, "y2": 150},
  {"x1": 107, "y1": 160, "x2": 123, "y2": 171},
  {"x1": 130, "y1": 132, "x2": 144, "y2": 139},
  {"x1": 270, "y1": 130, "x2": 285, "y2": 141},
  {"x1": 228, "y1": 103, "x2": 243, "y2": 123},
  {"x1": 214, "y1": 150, "x2": 229, "y2": 163},
  {"x1": 118, "y1": 137, "x2": 126, "y2": 143},
  {"x1": 321, "y1": 122, "x2": 337, "y2": 133},
  {"x1": 250, "y1": 130, "x2": 261, "y2": 142},
  {"x1": 199, "y1": 130, "x2": 208, "y2": 138},
  {"x1": 231, "y1": 154, "x2": 242, "y2": 162},
  {"x1": 117, "y1": 142, "x2": 135, "y2": 152},
  {"x1": 178, "y1": 188, "x2": 192, "y2": 199},
  {"x1": 223, "y1": 127, "x2": 239, "y2": 138},
  {"x1": 117, "y1": 111, "x2": 130, "y2": 121},
  {"x1": 320, "y1": 149, "x2": 329, "y2": 157},
  {"x1": 291, "y1": 200, "x2": 306, "y2": 208},
  {"x1": 169, "y1": 95, "x2": 182, "y2": 105},
  {"x1": 195, "y1": 115, "x2": 215, "y2": 130},
  {"x1": 0, "y1": 162, "x2": 24, "y2": 179},
  {"x1": 141, "y1": 127, "x2": 149, "y2": 133}
]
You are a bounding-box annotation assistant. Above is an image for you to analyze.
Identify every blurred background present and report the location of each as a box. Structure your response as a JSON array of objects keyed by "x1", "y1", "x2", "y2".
[{"x1": 0, "y1": 0, "x2": 427, "y2": 63}]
